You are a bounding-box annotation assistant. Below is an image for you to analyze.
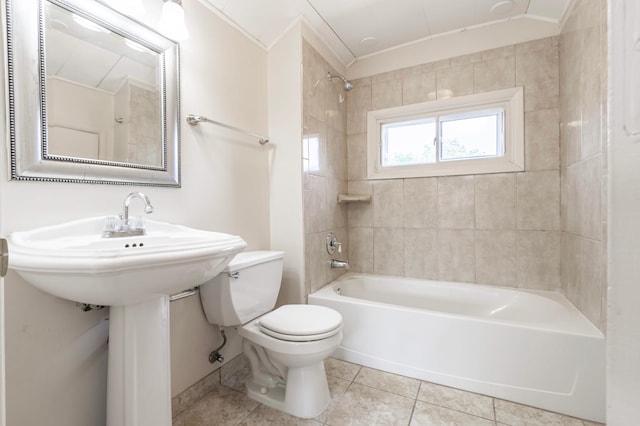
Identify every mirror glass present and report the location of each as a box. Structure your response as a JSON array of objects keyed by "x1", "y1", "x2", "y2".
[
  {"x1": 6, "y1": 0, "x2": 181, "y2": 186},
  {"x1": 45, "y1": 1, "x2": 162, "y2": 167}
]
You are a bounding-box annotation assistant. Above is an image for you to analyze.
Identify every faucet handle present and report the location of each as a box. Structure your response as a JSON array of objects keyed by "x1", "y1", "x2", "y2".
[{"x1": 326, "y1": 232, "x2": 343, "y2": 255}]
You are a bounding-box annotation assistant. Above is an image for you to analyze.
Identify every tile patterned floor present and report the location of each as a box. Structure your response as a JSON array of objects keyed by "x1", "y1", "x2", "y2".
[{"x1": 173, "y1": 357, "x2": 604, "y2": 426}]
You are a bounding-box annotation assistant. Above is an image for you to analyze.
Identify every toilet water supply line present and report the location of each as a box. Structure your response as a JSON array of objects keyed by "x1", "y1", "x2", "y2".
[{"x1": 209, "y1": 325, "x2": 226, "y2": 364}]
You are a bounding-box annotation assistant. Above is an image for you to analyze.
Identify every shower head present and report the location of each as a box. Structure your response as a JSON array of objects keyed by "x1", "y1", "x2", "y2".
[{"x1": 327, "y1": 71, "x2": 353, "y2": 91}]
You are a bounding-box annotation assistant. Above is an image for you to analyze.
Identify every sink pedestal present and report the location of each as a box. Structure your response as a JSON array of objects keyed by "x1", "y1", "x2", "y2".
[{"x1": 107, "y1": 297, "x2": 172, "y2": 426}]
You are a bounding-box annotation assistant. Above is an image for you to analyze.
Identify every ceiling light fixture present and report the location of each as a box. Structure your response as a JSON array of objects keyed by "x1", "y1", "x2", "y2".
[{"x1": 158, "y1": 0, "x2": 189, "y2": 41}]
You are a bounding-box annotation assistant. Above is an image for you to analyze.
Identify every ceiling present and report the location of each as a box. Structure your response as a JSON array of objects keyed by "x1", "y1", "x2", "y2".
[{"x1": 204, "y1": 0, "x2": 572, "y2": 66}]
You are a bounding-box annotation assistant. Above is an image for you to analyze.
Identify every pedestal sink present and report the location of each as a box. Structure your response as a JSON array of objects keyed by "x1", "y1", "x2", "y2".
[{"x1": 7, "y1": 216, "x2": 247, "y2": 426}]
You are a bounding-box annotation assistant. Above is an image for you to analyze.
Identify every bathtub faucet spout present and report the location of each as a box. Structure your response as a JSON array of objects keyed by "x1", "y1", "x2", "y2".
[{"x1": 329, "y1": 259, "x2": 350, "y2": 269}]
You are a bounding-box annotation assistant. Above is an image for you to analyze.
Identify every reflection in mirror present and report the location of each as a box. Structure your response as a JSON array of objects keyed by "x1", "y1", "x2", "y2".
[
  {"x1": 5, "y1": 0, "x2": 181, "y2": 186},
  {"x1": 45, "y1": 1, "x2": 163, "y2": 167}
]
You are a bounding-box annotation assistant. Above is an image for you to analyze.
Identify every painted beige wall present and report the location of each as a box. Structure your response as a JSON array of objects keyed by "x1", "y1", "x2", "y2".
[
  {"x1": 0, "y1": 0, "x2": 269, "y2": 424},
  {"x1": 346, "y1": 38, "x2": 563, "y2": 292},
  {"x1": 268, "y1": 22, "x2": 305, "y2": 306},
  {"x1": 559, "y1": 0, "x2": 607, "y2": 332}
]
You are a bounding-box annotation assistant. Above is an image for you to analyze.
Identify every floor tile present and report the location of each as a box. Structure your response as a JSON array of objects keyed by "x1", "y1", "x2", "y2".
[
  {"x1": 354, "y1": 366, "x2": 421, "y2": 398},
  {"x1": 314, "y1": 375, "x2": 352, "y2": 424},
  {"x1": 325, "y1": 357, "x2": 361, "y2": 381},
  {"x1": 325, "y1": 382, "x2": 415, "y2": 426},
  {"x1": 172, "y1": 385, "x2": 259, "y2": 426},
  {"x1": 417, "y1": 381, "x2": 495, "y2": 420},
  {"x1": 411, "y1": 400, "x2": 496, "y2": 426},
  {"x1": 239, "y1": 404, "x2": 322, "y2": 425},
  {"x1": 494, "y1": 399, "x2": 584, "y2": 425}
]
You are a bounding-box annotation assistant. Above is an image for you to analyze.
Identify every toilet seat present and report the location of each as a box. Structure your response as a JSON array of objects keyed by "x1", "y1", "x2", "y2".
[{"x1": 258, "y1": 305, "x2": 343, "y2": 342}]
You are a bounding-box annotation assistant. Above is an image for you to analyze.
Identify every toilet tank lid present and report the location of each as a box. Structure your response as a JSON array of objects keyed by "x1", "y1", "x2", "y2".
[{"x1": 223, "y1": 250, "x2": 285, "y2": 272}]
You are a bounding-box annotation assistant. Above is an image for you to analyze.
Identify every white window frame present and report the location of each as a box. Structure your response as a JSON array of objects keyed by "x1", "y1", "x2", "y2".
[{"x1": 367, "y1": 87, "x2": 524, "y2": 179}]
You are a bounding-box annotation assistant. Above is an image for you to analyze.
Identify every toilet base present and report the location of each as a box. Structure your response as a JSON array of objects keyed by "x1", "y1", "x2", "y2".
[{"x1": 245, "y1": 362, "x2": 331, "y2": 418}]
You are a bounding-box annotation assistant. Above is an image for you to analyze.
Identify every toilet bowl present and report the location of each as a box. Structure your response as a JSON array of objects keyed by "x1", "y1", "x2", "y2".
[{"x1": 199, "y1": 251, "x2": 343, "y2": 418}]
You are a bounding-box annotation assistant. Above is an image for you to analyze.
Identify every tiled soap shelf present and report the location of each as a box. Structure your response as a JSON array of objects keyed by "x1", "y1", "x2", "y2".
[{"x1": 337, "y1": 194, "x2": 372, "y2": 204}]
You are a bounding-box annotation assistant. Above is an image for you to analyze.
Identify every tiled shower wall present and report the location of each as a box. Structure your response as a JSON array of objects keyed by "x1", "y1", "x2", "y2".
[
  {"x1": 559, "y1": 0, "x2": 607, "y2": 332},
  {"x1": 346, "y1": 37, "x2": 563, "y2": 291},
  {"x1": 302, "y1": 40, "x2": 349, "y2": 296}
]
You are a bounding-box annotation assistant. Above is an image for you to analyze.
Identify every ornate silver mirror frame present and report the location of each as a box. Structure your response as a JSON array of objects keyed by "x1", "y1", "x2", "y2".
[{"x1": 5, "y1": 0, "x2": 181, "y2": 186}]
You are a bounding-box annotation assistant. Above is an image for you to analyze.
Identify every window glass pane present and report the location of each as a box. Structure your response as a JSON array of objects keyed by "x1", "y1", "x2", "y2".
[
  {"x1": 381, "y1": 118, "x2": 436, "y2": 167},
  {"x1": 440, "y1": 109, "x2": 503, "y2": 161}
]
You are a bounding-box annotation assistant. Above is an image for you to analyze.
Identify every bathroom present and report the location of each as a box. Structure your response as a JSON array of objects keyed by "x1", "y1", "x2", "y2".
[{"x1": 0, "y1": 0, "x2": 637, "y2": 425}]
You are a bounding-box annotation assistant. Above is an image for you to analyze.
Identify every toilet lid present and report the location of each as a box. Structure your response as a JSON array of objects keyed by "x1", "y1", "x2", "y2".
[{"x1": 258, "y1": 305, "x2": 342, "y2": 341}]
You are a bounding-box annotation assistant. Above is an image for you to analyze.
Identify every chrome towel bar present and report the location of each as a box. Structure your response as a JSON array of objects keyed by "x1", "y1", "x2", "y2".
[{"x1": 186, "y1": 114, "x2": 269, "y2": 145}]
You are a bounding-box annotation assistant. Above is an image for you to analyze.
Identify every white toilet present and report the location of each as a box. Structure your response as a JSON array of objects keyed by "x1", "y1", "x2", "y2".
[{"x1": 199, "y1": 250, "x2": 343, "y2": 418}]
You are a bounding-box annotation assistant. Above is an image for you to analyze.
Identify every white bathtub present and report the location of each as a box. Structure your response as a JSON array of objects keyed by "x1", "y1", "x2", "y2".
[{"x1": 308, "y1": 274, "x2": 605, "y2": 423}]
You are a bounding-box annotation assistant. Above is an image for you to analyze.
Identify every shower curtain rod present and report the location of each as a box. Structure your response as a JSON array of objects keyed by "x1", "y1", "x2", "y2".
[{"x1": 186, "y1": 114, "x2": 270, "y2": 145}]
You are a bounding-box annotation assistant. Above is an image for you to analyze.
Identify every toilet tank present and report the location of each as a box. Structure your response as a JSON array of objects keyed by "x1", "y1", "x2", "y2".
[{"x1": 199, "y1": 250, "x2": 284, "y2": 326}]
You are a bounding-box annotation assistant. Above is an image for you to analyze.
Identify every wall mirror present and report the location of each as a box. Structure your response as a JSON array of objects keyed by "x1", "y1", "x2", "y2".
[{"x1": 5, "y1": 0, "x2": 181, "y2": 186}]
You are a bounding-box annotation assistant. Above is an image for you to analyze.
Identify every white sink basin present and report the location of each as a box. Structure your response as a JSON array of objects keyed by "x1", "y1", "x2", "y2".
[
  {"x1": 7, "y1": 216, "x2": 247, "y2": 306},
  {"x1": 8, "y1": 212, "x2": 248, "y2": 426}
]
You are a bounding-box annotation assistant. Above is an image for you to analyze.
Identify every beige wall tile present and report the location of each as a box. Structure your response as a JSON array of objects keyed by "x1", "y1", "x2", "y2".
[
  {"x1": 402, "y1": 71, "x2": 436, "y2": 105},
  {"x1": 475, "y1": 230, "x2": 517, "y2": 287},
  {"x1": 515, "y1": 36, "x2": 558, "y2": 55},
  {"x1": 436, "y1": 64, "x2": 473, "y2": 99},
  {"x1": 305, "y1": 232, "x2": 328, "y2": 295},
  {"x1": 451, "y1": 52, "x2": 482, "y2": 67},
  {"x1": 374, "y1": 180, "x2": 404, "y2": 228},
  {"x1": 580, "y1": 154, "x2": 603, "y2": 241},
  {"x1": 437, "y1": 176, "x2": 475, "y2": 229},
  {"x1": 473, "y1": 56, "x2": 515, "y2": 93},
  {"x1": 347, "y1": 84, "x2": 372, "y2": 135},
  {"x1": 347, "y1": 180, "x2": 374, "y2": 227},
  {"x1": 560, "y1": 233, "x2": 582, "y2": 300},
  {"x1": 525, "y1": 108, "x2": 560, "y2": 171},
  {"x1": 404, "y1": 177, "x2": 437, "y2": 228},
  {"x1": 348, "y1": 227, "x2": 374, "y2": 273},
  {"x1": 517, "y1": 171, "x2": 560, "y2": 230},
  {"x1": 481, "y1": 45, "x2": 515, "y2": 60},
  {"x1": 564, "y1": 163, "x2": 581, "y2": 235},
  {"x1": 517, "y1": 230, "x2": 561, "y2": 290},
  {"x1": 404, "y1": 228, "x2": 438, "y2": 280},
  {"x1": 475, "y1": 173, "x2": 516, "y2": 230},
  {"x1": 437, "y1": 229, "x2": 475, "y2": 283},
  {"x1": 327, "y1": 178, "x2": 348, "y2": 230},
  {"x1": 327, "y1": 127, "x2": 347, "y2": 179},
  {"x1": 581, "y1": 238, "x2": 605, "y2": 331},
  {"x1": 374, "y1": 227, "x2": 404, "y2": 276},
  {"x1": 372, "y1": 79, "x2": 403, "y2": 110},
  {"x1": 347, "y1": 133, "x2": 367, "y2": 181},
  {"x1": 516, "y1": 48, "x2": 559, "y2": 112},
  {"x1": 304, "y1": 176, "x2": 328, "y2": 234}
]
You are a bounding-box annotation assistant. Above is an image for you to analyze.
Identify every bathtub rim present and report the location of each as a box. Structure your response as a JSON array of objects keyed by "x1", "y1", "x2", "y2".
[{"x1": 310, "y1": 272, "x2": 604, "y2": 339}]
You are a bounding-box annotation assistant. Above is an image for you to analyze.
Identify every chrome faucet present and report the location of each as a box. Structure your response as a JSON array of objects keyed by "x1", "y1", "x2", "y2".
[
  {"x1": 122, "y1": 192, "x2": 154, "y2": 222},
  {"x1": 103, "y1": 192, "x2": 154, "y2": 238},
  {"x1": 329, "y1": 259, "x2": 350, "y2": 269},
  {"x1": 327, "y1": 233, "x2": 349, "y2": 269}
]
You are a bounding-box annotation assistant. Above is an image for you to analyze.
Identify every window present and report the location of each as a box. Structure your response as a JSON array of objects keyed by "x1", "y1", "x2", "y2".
[{"x1": 367, "y1": 87, "x2": 523, "y2": 179}]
